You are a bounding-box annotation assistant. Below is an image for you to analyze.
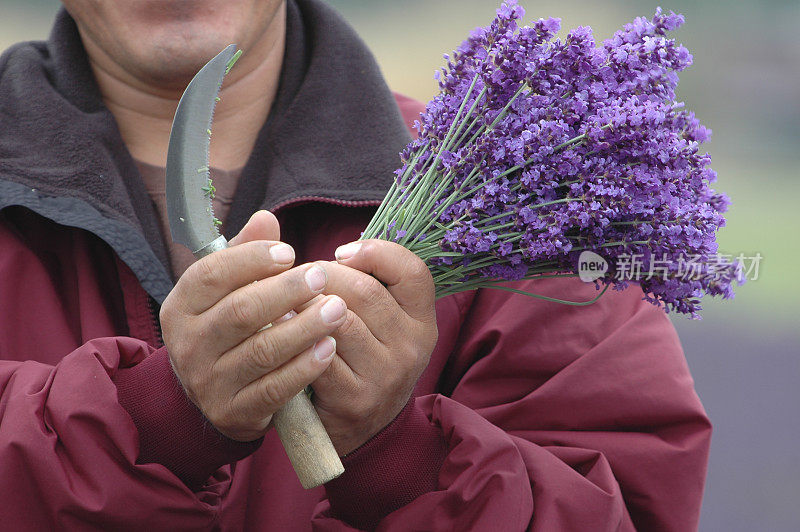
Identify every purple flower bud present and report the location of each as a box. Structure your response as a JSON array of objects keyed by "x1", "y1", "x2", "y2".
[{"x1": 368, "y1": 4, "x2": 736, "y2": 315}]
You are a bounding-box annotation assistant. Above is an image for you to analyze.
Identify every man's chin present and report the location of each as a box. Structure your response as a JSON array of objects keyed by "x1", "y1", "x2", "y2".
[{"x1": 130, "y1": 37, "x2": 240, "y2": 89}]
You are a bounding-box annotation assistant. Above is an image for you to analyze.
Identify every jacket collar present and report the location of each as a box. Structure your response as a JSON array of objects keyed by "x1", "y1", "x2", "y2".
[
  {"x1": 0, "y1": 0, "x2": 410, "y2": 302},
  {"x1": 227, "y1": 0, "x2": 412, "y2": 235}
]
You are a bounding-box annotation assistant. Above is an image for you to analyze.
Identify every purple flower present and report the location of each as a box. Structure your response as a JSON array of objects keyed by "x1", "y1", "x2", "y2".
[{"x1": 361, "y1": 2, "x2": 738, "y2": 315}]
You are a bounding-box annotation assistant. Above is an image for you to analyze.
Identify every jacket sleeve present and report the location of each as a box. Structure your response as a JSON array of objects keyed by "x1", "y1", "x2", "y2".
[
  {"x1": 314, "y1": 277, "x2": 712, "y2": 531},
  {"x1": 0, "y1": 218, "x2": 259, "y2": 530}
]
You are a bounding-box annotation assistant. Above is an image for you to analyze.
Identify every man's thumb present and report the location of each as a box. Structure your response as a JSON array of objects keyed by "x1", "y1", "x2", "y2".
[{"x1": 228, "y1": 210, "x2": 280, "y2": 246}]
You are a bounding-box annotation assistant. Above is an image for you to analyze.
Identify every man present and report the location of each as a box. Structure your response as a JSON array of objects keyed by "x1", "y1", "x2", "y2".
[{"x1": 0, "y1": 0, "x2": 711, "y2": 530}]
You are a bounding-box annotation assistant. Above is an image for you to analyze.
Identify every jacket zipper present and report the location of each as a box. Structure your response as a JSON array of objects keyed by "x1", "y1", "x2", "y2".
[
  {"x1": 147, "y1": 295, "x2": 164, "y2": 348},
  {"x1": 269, "y1": 195, "x2": 382, "y2": 212}
]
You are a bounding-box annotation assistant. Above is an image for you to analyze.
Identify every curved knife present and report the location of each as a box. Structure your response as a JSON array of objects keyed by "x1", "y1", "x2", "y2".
[{"x1": 165, "y1": 45, "x2": 344, "y2": 489}]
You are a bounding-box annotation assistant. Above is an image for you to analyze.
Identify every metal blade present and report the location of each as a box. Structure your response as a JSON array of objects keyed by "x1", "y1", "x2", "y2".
[{"x1": 166, "y1": 44, "x2": 239, "y2": 255}]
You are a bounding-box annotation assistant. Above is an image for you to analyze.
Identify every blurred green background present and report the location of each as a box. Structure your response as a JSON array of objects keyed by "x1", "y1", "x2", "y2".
[{"x1": 2, "y1": 0, "x2": 798, "y2": 530}]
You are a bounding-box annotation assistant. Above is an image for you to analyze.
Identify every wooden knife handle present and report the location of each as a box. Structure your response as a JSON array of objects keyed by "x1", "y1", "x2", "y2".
[
  {"x1": 273, "y1": 391, "x2": 344, "y2": 488},
  {"x1": 194, "y1": 236, "x2": 344, "y2": 488}
]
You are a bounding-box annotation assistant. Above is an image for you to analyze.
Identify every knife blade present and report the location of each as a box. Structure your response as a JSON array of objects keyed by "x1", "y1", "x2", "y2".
[
  {"x1": 165, "y1": 45, "x2": 344, "y2": 488},
  {"x1": 166, "y1": 44, "x2": 237, "y2": 257}
]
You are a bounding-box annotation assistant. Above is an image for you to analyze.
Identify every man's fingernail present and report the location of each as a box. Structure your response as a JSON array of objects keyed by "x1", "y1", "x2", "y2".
[
  {"x1": 313, "y1": 336, "x2": 336, "y2": 361},
  {"x1": 305, "y1": 265, "x2": 327, "y2": 292},
  {"x1": 335, "y1": 242, "x2": 361, "y2": 261},
  {"x1": 269, "y1": 243, "x2": 295, "y2": 264},
  {"x1": 320, "y1": 295, "x2": 346, "y2": 324},
  {"x1": 275, "y1": 310, "x2": 297, "y2": 323}
]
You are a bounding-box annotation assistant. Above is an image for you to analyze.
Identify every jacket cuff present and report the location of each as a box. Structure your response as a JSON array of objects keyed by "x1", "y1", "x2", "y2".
[
  {"x1": 324, "y1": 396, "x2": 446, "y2": 529},
  {"x1": 113, "y1": 346, "x2": 262, "y2": 489}
]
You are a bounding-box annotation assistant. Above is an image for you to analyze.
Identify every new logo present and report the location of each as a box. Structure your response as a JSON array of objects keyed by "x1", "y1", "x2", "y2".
[{"x1": 577, "y1": 251, "x2": 608, "y2": 282}]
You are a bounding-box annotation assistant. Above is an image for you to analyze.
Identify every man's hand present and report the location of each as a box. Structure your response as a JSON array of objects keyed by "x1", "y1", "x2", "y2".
[
  {"x1": 159, "y1": 211, "x2": 349, "y2": 442},
  {"x1": 309, "y1": 239, "x2": 438, "y2": 456}
]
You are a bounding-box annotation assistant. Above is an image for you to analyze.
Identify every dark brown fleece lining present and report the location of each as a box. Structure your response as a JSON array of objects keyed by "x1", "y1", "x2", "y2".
[{"x1": 0, "y1": 0, "x2": 412, "y2": 302}]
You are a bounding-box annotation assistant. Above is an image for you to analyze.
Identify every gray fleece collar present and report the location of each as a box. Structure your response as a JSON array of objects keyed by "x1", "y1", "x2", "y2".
[{"x1": 0, "y1": 0, "x2": 411, "y2": 303}]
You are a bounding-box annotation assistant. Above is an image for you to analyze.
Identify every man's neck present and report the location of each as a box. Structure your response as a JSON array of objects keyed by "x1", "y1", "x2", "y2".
[{"x1": 83, "y1": 4, "x2": 286, "y2": 171}]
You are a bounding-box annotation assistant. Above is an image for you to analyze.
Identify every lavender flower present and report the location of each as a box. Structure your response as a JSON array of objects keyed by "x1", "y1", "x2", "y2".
[{"x1": 361, "y1": 2, "x2": 740, "y2": 318}]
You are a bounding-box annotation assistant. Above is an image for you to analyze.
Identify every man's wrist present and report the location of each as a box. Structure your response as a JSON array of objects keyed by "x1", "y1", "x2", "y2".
[
  {"x1": 324, "y1": 396, "x2": 446, "y2": 529},
  {"x1": 113, "y1": 346, "x2": 263, "y2": 489}
]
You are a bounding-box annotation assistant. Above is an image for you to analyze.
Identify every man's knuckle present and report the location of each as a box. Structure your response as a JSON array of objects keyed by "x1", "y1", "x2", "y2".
[
  {"x1": 335, "y1": 310, "x2": 359, "y2": 338},
  {"x1": 225, "y1": 292, "x2": 262, "y2": 330},
  {"x1": 194, "y1": 256, "x2": 227, "y2": 290},
  {"x1": 259, "y1": 378, "x2": 287, "y2": 407},
  {"x1": 248, "y1": 332, "x2": 280, "y2": 372},
  {"x1": 231, "y1": 296, "x2": 253, "y2": 325},
  {"x1": 355, "y1": 275, "x2": 384, "y2": 305},
  {"x1": 407, "y1": 258, "x2": 430, "y2": 282}
]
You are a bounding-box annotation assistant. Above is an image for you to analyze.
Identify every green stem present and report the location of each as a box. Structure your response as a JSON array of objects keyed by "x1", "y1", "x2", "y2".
[{"x1": 435, "y1": 276, "x2": 610, "y2": 303}]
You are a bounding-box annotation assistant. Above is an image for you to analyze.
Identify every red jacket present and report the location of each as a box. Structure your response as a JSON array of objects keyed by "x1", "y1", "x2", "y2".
[{"x1": 0, "y1": 1, "x2": 710, "y2": 530}]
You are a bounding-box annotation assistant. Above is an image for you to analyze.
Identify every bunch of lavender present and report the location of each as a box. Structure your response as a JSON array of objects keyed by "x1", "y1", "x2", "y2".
[{"x1": 361, "y1": 1, "x2": 742, "y2": 317}]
